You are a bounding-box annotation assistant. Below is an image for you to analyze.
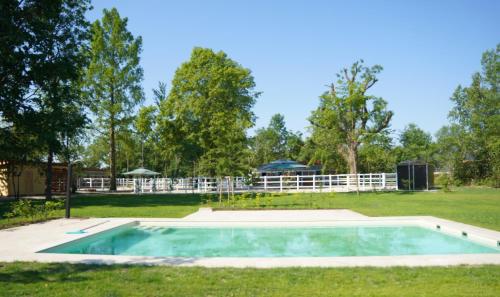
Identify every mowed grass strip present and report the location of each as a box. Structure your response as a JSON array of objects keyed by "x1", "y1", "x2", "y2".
[
  {"x1": 70, "y1": 193, "x2": 202, "y2": 218},
  {"x1": 0, "y1": 262, "x2": 499, "y2": 297},
  {"x1": 0, "y1": 187, "x2": 499, "y2": 230},
  {"x1": 232, "y1": 187, "x2": 500, "y2": 230}
]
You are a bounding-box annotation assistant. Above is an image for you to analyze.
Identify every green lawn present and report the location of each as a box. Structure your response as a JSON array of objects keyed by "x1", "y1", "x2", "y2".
[
  {"x1": 216, "y1": 187, "x2": 500, "y2": 230},
  {"x1": 1, "y1": 187, "x2": 499, "y2": 296},
  {"x1": 1, "y1": 187, "x2": 499, "y2": 230},
  {"x1": 0, "y1": 262, "x2": 498, "y2": 297}
]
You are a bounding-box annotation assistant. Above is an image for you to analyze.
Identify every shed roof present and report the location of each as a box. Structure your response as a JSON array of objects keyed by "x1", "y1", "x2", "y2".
[
  {"x1": 122, "y1": 167, "x2": 160, "y2": 176},
  {"x1": 257, "y1": 160, "x2": 313, "y2": 172},
  {"x1": 398, "y1": 160, "x2": 429, "y2": 166}
]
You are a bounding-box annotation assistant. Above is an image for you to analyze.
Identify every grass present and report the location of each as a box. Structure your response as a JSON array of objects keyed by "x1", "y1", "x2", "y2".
[
  {"x1": 216, "y1": 187, "x2": 500, "y2": 230},
  {"x1": 0, "y1": 187, "x2": 499, "y2": 296},
  {"x1": 0, "y1": 262, "x2": 498, "y2": 297},
  {"x1": 1, "y1": 187, "x2": 499, "y2": 230},
  {"x1": 0, "y1": 193, "x2": 201, "y2": 229},
  {"x1": 69, "y1": 193, "x2": 201, "y2": 218}
]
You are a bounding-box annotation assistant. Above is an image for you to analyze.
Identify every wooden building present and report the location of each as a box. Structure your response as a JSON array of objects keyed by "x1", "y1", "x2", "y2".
[{"x1": 0, "y1": 161, "x2": 68, "y2": 197}]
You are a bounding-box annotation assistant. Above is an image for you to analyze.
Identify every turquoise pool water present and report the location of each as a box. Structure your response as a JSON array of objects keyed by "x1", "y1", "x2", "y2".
[{"x1": 42, "y1": 225, "x2": 500, "y2": 257}]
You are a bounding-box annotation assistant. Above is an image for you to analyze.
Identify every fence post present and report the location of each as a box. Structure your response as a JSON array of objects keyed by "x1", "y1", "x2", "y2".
[
  {"x1": 264, "y1": 176, "x2": 267, "y2": 191},
  {"x1": 313, "y1": 175, "x2": 316, "y2": 191},
  {"x1": 346, "y1": 175, "x2": 350, "y2": 191},
  {"x1": 280, "y1": 176, "x2": 283, "y2": 192},
  {"x1": 296, "y1": 175, "x2": 299, "y2": 190},
  {"x1": 329, "y1": 174, "x2": 332, "y2": 191},
  {"x1": 101, "y1": 178, "x2": 104, "y2": 190},
  {"x1": 382, "y1": 173, "x2": 386, "y2": 189}
]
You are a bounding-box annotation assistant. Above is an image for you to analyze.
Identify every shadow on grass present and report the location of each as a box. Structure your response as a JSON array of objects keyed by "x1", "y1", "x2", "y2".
[
  {"x1": 0, "y1": 258, "x2": 201, "y2": 284},
  {"x1": 0, "y1": 262, "x2": 112, "y2": 284},
  {"x1": 70, "y1": 194, "x2": 203, "y2": 209}
]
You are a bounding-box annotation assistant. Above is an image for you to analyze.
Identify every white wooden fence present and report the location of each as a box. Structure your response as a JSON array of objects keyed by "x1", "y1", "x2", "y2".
[{"x1": 77, "y1": 173, "x2": 397, "y2": 193}]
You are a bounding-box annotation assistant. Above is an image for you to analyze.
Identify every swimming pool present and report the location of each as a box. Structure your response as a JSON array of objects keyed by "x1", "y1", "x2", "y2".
[{"x1": 41, "y1": 224, "x2": 500, "y2": 257}]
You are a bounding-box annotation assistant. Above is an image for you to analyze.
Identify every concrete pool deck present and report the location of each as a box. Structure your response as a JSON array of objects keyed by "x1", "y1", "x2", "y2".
[{"x1": 1, "y1": 209, "x2": 499, "y2": 268}]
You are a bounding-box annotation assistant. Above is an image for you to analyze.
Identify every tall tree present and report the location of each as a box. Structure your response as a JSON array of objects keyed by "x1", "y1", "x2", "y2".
[
  {"x1": 358, "y1": 132, "x2": 395, "y2": 173},
  {"x1": 250, "y1": 113, "x2": 304, "y2": 167},
  {"x1": 396, "y1": 123, "x2": 434, "y2": 163},
  {"x1": 84, "y1": 8, "x2": 144, "y2": 190},
  {"x1": 0, "y1": 0, "x2": 91, "y2": 199},
  {"x1": 434, "y1": 125, "x2": 466, "y2": 174},
  {"x1": 443, "y1": 44, "x2": 499, "y2": 185},
  {"x1": 135, "y1": 105, "x2": 156, "y2": 167},
  {"x1": 158, "y1": 47, "x2": 259, "y2": 178},
  {"x1": 309, "y1": 60, "x2": 393, "y2": 175}
]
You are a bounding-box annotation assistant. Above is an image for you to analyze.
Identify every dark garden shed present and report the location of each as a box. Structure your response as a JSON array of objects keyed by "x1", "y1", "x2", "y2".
[{"x1": 397, "y1": 161, "x2": 434, "y2": 191}]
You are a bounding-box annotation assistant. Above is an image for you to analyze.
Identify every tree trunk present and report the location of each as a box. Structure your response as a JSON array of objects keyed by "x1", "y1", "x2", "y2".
[
  {"x1": 347, "y1": 143, "x2": 360, "y2": 195},
  {"x1": 218, "y1": 177, "x2": 222, "y2": 206},
  {"x1": 109, "y1": 120, "x2": 117, "y2": 191},
  {"x1": 347, "y1": 144, "x2": 358, "y2": 174},
  {"x1": 45, "y1": 149, "x2": 53, "y2": 200}
]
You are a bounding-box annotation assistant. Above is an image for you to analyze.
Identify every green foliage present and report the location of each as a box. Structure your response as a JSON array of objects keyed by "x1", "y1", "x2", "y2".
[
  {"x1": 6, "y1": 199, "x2": 64, "y2": 222},
  {"x1": 437, "y1": 44, "x2": 499, "y2": 186},
  {"x1": 249, "y1": 114, "x2": 304, "y2": 167},
  {"x1": 309, "y1": 60, "x2": 393, "y2": 174},
  {"x1": 435, "y1": 173, "x2": 451, "y2": 192},
  {"x1": 83, "y1": 8, "x2": 144, "y2": 189},
  {"x1": 299, "y1": 135, "x2": 346, "y2": 174},
  {"x1": 395, "y1": 123, "x2": 435, "y2": 164},
  {"x1": 358, "y1": 132, "x2": 396, "y2": 173},
  {"x1": 157, "y1": 47, "x2": 259, "y2": 177},
  {"x1": 0, "y1": 0, "x2": 91, "y2": 198},
  {"x1": 134, "y1": 105, "x2": 164, "y2": 170}
]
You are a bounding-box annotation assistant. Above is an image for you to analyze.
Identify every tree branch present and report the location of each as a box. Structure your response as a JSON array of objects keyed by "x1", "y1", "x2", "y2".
[
  {"x1": 363, "y1": 78, "x2": 378, "y2": 92},
  {"x1": 368, "y1": 111, "x2": 393, "y2": 134}
]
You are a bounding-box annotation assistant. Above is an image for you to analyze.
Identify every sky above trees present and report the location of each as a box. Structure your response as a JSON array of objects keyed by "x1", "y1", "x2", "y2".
[{"x1": 86, "y1": 0, "x2": 500, "y2": 139}]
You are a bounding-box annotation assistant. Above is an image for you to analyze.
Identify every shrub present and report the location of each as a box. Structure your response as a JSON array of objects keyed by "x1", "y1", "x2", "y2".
[
  {"x1": 6, "y1": 199, "x2": 64, "y2": 222},
  {"x1": 254, "y1": 195, "x2": 261, "y2": 207},
  {"x1": 435, "y1": 173, "x2": 451, "y2": 192},
  {"x1": 43, "y1": 200, "x2": 64, "y2": 218},
  {"x1": 6, "y1": 200, "x2": 36, "y2": 221}
]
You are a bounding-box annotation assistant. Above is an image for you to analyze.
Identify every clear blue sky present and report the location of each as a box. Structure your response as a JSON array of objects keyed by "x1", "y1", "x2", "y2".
[{"x1": 87, "y1": 0, "x2": 499, "y2": 139}]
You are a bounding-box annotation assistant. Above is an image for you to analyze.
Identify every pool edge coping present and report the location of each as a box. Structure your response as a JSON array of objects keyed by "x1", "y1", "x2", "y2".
[{"x1": 1, "y1": 209, "x2": 500, "y2": 268}]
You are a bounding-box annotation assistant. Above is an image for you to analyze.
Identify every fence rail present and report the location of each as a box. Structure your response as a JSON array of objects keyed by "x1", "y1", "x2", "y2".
[{"x1": 77, "y1": 173, "x2": 397, "y2": 193}]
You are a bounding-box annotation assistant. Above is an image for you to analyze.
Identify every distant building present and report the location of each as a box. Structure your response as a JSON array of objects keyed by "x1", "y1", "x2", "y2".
[
  {"x1": 256, "y1": 160, "x2": 320, "y2": 176},
  {"x1": 0, "y1": 161, "x2": 108, "y2": 197},
  {"x1": 0, "y1": 161, "x2": 68, "y2": 197},
  {"x1": 77, "y1": 167, "x2": 108, "y2": 178}
]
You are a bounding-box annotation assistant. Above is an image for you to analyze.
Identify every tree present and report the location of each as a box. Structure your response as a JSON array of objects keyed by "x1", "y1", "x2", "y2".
[
  {"x1": 250, "y1": 114, "x2": 304, "y2": 167},
  {"x1": 442, "y1": 44, "x2": 499, "y2": 185},
  {"x1": 286, "y1": 131, "x2": 305, "y2": 162},
  {"x1": 309, "y1": 60, "x2": 393, "y2": 175},
  {"x1": 83, "y1": 8, "x2": 144, "y2": 190},
  {"x1": 135, "y1": 105, "x2": 156, "y2": 167},
  {"x1": 299, "y1": 135, "x2": 346, "y2": 174},
  {"x1": 396, "y1": 123, "x2": 434, "y2": 163},
  {"x1": 434, "y1": 125, "x2": 466, "y2": 175},
  {"x1": 0, "y1": 0, "x2": 91, "y2": 199},
  {"x1": 158, "y1": 47, "x2": 259, "y2": 179},
  {"x1": 358, "y1": 132, "x2": 395, "y2": 173}
]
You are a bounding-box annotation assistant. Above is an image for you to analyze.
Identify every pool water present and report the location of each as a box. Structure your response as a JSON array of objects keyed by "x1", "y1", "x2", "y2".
[{"x1": 41, "y1": 225, "x2": 500, "y2": 257}]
